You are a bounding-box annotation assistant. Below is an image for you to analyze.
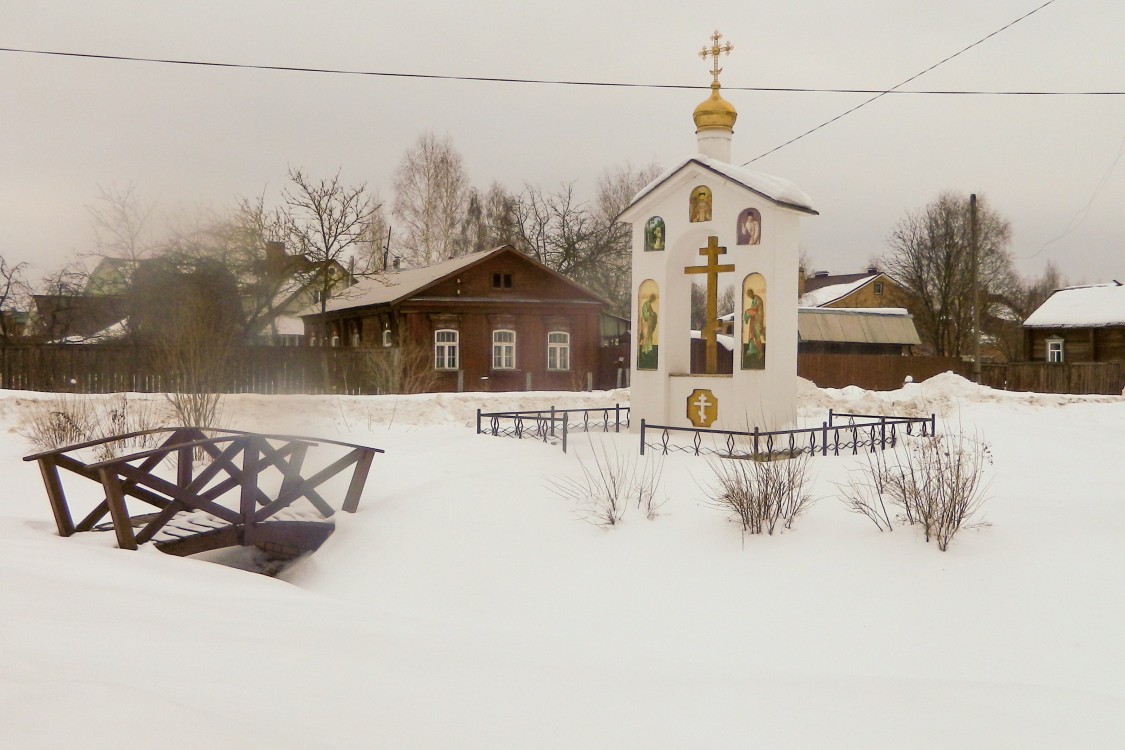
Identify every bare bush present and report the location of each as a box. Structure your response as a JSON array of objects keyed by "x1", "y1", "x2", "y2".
[
  {"x1": 706, "y1": 452, "x2": 814, "y2": 536},
  {"x1": 548, "y1": 442, "x2": 664, "y2": 526},
  {"x1": 838, "y1": 426, "x2": 991, "y2": 550},
  {"x1": 361, "y1": 342, "x2": 440, "y2": 394},
  {"x1": 18, "y1": 394, "x2": 168, "y2": 460}
]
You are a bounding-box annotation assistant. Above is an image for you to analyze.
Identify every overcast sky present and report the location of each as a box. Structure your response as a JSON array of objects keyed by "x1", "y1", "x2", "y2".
[{"x1": 3, "y1": 0, "x2": 1122, "y2": 285}]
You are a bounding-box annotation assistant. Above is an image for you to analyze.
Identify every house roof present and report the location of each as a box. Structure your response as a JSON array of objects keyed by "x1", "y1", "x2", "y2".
[
  {"x1": 799, "y1": 274, "x2": 884, "y2": 307},
  {"x1": 803, "y1": 270, "x2": 880, "y2": 293},
  {"x1": 623, "y1": 155, "x2": 817, "y2": 217},
  {"x1": 300, "y1": 245, "x2": 606, "y2": 316},
  {"x1": 1024, "y1": 282, "x2": 1125, "y2": 328},
  {"x1": 715, "y1": 306, "x2": 921, "y2": 346},
  {"x1": 797, "y1": 307, "x2": 921, "y2": 346}
]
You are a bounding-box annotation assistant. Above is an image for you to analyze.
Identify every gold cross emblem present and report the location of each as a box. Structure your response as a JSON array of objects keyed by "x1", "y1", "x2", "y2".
[
  {"x1": 700, "y1": 30, "x2": 733, "y2": 85},
  {"x1": 685, "y1": 236, "x2": 735, "y2": 374}
]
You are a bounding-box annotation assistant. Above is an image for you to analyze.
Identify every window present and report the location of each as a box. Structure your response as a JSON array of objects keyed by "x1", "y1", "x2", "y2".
[
  {"x1": 547, "y1": 331, "x2": 570, "y2": 371},
  {"x1": 1047, "y1": 337, "x2": 1064, "y2": 364},
  {"x1": 874, "y1": 281, "x2": 884, "y2": 296},
  {"x1": 382, "y1": 328, "x2": 393, "y2": 348},
  {"x1": 492, "y1": 329, "x2": 516, "y2": 369},
  {"x1": 434, "y1": 329, "x2": 459, "y2": 370},
  {"x1": 492, "y1": 272, "x2": 512, "y2": 289}
]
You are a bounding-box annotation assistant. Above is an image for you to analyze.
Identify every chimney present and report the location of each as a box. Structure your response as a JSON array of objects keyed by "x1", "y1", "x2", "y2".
[
  {"x1": 866, "y1": 265, "x2": 879, "y2": 275},
  {"x1": 265, "y1": 241, "x2": 286, "y2": 278},
  {"x1": 797, "y1": 266, "x2": 806, "y2": 298},
  {"x1": 813, "y1": 270, "x2": 829, "y2": 278}
]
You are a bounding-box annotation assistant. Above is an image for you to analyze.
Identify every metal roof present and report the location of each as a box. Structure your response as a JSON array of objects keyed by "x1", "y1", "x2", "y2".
[{"x1": 797, "y1": 308, "x2": 921, "y2": 345}]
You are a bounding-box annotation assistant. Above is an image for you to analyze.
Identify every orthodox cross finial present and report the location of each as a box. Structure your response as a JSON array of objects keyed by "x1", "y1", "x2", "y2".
[{"x1": 699, "y1": 30, "x2": 733, "y2": 86}]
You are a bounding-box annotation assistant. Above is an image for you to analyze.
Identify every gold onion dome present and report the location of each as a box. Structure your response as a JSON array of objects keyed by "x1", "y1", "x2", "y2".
[{"x1": 693, "y1": 81, "x2": 738, "y2": 132}]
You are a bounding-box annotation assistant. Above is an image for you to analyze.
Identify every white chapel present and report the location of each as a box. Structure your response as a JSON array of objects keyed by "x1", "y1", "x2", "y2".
[{"x1": 618, "y1": 31, "x2": 818, "y2": 432}]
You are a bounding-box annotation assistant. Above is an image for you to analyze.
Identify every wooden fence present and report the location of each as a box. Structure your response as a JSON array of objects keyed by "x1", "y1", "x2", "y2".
[
  {"x1": 797, "y1": 353, "x2": 971, "y2": 391},
  {"x1": 0, "y1": 345, "x2": 375, "y2": 395},
  {"x1": 980, "y1": 361, "x2": 1125, "y2": 395}
]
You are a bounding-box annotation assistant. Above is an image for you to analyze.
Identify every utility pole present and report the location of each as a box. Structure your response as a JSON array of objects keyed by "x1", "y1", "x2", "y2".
[{"x1": 971, "y1": 193, "x2": 981, "y2": 384}]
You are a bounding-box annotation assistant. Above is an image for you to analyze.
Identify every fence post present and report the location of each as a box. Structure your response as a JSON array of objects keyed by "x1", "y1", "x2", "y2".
[
  {"x1": 821, "y1": 422, "x2": 828, "y2": 457},
  {"x1": 615, "y1": 403, "x2": 621, "y2": 433},
  {"x1": 828, "y1": 408, "x2": 834, "y2": 428},
  {"x1": 753, "y1": 427, "x2": 759, "y2": 456},
  {"x1": 550, "y1": 406, "x2": 556, "y2": 438},
  {"x1": 930, "y1": 413, "x2": 936, "y2": 437},
  {"x1": 639, "y1": 419, "x2": 646, "y2": 455},
  {"x1": 562, "y1": 417, "x2": 568, "y2": 453},
  {"x1": 476, "y1": 408, "x2": 482, "y2": 435},
  {"x1": 880, "y1": 417, "x2": 886, "y2": 450}
]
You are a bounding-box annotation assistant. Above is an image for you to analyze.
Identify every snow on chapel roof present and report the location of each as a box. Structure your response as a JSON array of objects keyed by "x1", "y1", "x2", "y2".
[
  {"x1": 1024, "y1": 282, "x2": 1125, "y2": 328},
  {"x1": 627, "y1": 154, "x2": 817, "y2": 215}
]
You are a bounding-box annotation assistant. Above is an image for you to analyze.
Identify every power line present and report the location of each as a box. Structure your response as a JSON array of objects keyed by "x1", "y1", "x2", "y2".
[
  {"x1": 743, "y1": 0, "x2": 1063, "y2": 164},
  {"x1": 1, "y1": 41, "x2": 1118, "y2": 97}
]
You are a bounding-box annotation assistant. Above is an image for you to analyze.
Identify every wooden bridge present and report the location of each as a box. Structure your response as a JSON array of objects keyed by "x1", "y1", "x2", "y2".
[{"x1": 24, "y1": 427, "x2": 382, "y2": 557}]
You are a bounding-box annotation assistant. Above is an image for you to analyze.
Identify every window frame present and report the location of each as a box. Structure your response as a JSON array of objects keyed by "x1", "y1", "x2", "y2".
[
  {"x1": 1046, "y1": 336, "x2": 1064, "y2": 364},
  {"x1": 434, "y1": 329, "x2": 459, "y2": 370},
  {"x1": 546, "y1": 330, "x2": 571, "y2": 371},
  {"x1": 492, "y1": 329, "x2": 517, "y2": 370},
  {"x1": 382, "y1": 328, "x2": 393, "y2": 348}
]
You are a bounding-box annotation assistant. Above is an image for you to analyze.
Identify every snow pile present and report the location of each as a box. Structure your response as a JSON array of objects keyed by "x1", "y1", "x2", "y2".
[{"x1": 2, "y1": 374, "x2": 1124, "y2": 748}]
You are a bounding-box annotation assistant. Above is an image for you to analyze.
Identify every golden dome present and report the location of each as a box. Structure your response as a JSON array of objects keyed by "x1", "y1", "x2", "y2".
[{"x1": 693, "y1": 81, "x2": 738, "y2": 133}]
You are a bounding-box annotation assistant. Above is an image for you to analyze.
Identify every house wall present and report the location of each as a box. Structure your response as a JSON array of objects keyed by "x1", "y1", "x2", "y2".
[
  {"x1": 1027, "y1": 327, "x2": 1125, "y2": 363},
  {"x1": 822, "y1": 277, "x2": 914, "y2": 310},
  {"x1": 304, "y1": 250, "x2": 607, "y2": 392}
]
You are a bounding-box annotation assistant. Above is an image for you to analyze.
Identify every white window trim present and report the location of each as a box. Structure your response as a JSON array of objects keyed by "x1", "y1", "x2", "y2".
[
  {"x1": 492, "y1": 329, "x2": 516, "y2": 370},
  {"x1": 382, "y1": 328, "x2": 393, "y2": 348},
  {"x1": 434, "y1": 329, "x2": 459, "y2": 370},
  {"x1": 547, "y1": 331, "x2": 571, "y2": 371},
  {"x1": 1046, "y1": 337, "x2": 1064, "y2": 364}
]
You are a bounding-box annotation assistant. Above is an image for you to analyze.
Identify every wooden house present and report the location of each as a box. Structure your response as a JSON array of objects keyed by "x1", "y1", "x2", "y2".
[
  {"x1": 299, "y1": 245, "x2": 609, "y2": 392},
  {"x1": 1023, "y1": 282, "x2": 1125, "y2": 363},
  {"x1": 800, "y1": 268, "x2": 914, "y2": 310}
]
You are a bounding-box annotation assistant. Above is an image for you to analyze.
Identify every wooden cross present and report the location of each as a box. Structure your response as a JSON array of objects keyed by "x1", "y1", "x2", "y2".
[
  {"x1": 699, "y1": 30, "x2": 733, "y2": 85},
  {"x1": 685, "y1": 235, "x2": 734, "y2": 374}
]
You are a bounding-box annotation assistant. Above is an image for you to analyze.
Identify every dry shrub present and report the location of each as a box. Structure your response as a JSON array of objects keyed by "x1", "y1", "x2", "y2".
[
  {"x1": 706, "y1": 452, "x2": 814, "y2": 536},
  {"x1": 361, "y1": 342, "x2": 439, "y2": 394},
  {"x1": 18, "y1": 393, "x2": 168, "y2": 460},
  {"x1": 549, "y1": 441, "x2": 664, "y2": 526},
  {"x1": 838, "y1": 426, "x2": 991, "y2": 551}
]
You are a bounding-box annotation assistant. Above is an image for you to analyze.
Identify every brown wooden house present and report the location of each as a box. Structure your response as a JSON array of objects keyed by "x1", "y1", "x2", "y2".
[
  {"x1": 1023, "y1": 282, "x2": 1125, "y2": 363},
  {"x1": 299, "y1": 245, "x2": 609, "y2": 392},
  {"x1": 800, "y1": 268, "x2": 914, "y2": 310}
]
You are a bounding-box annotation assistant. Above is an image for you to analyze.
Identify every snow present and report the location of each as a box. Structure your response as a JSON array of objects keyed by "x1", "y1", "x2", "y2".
[
  {"x1": 1024, "y1": 281, "x2": 1125, "y2": 328},
  {"x1": 799, "y1": 275, "x2": 876, "y2": 307},
  {"x1": 2, "y1": 377, "x2": 1125, "y2": 748},
  {"x1": 630, "y1": 155, "x2": 816, "y2": 213}
]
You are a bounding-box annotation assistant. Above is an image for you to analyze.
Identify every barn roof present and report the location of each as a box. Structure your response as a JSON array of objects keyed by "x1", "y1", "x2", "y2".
[
  {"x1": 1024, "y1": 282, "x2": 1125, "y2": 328},
  {"x1": 797, "y1": 307, "x2": 921, "y2": 345}
]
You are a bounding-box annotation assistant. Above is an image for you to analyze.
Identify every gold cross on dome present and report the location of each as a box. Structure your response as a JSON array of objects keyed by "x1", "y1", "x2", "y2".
[{"x1": 700, "y1": 30, "x2": 733, "y2": 85}]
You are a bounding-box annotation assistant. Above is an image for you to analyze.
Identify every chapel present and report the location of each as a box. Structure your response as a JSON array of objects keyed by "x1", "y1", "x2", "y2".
[{"x1": 618, "y1": 31, "x2": 818, "y2": 431}]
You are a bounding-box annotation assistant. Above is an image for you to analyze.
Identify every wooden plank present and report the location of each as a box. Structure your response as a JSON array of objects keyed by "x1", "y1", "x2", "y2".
[
  {"x1": 98, "y1": 468, "x2": 138, "y2": 550},
  {"x1": 342, "y1": 449, "x2": 375, "y2": 513},
  {"x1": 36, "y1": 457, "x2": 75, "y2": 537}
]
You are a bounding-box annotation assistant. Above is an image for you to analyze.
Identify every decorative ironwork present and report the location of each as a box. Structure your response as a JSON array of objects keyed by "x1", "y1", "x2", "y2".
[
  {"x1": 639, "y1": 412, "x2": 935, "y2": 460},
  {"x1": 476, "y1": 404, "x2": 630, "y2": 453}
]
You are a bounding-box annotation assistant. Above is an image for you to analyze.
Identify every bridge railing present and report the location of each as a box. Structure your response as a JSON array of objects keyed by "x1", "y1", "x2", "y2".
[{"x1": 24, "y1": 427, "x2": 383, "y2": 555}]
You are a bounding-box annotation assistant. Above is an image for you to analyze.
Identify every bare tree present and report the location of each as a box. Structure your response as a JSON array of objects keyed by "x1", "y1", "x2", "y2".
[
  {"x1": 880, "y1": 192, "x2": 1016, "y2": 357},
  {"x1": 0, "y1": 256, "x2": 30, "y2": 343},
  {"x1": 85, "y1": 183, "x2": 157, "y2": 293},
  {"x1": 392, "y1": 132, "x2": 469, "y2": 266},
  {"x1": 284, "y1": 168, "x2": 374, "y2": 313}
]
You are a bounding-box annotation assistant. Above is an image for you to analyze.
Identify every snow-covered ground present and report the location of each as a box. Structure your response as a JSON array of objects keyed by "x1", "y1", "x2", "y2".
[{"x1": 2, "y1": 375, "x2": 1123, "y2": 748}]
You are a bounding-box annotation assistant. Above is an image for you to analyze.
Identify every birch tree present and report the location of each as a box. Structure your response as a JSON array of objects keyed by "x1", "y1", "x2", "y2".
[{"x1": 392, "y1": 133, "x2": 468, "y2": 266}]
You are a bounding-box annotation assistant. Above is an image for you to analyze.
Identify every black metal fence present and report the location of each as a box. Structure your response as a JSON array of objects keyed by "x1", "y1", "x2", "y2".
[
  {"x1": 475, "y1": 404, "x2": 630, "y2": 453},
  {"x1": 640, "y1": 409, "x2": 936, "y2": 459}
]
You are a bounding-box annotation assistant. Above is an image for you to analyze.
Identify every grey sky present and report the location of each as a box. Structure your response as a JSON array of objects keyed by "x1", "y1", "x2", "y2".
[{"x1": 3, "y1": 0, "x2": 1122, "y2": 284}]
